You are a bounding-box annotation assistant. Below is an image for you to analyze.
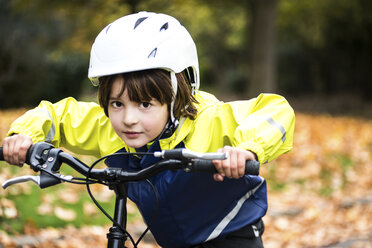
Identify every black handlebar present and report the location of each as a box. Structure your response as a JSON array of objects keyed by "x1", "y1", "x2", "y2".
[
  {"x1": 0, "y1": 142, "x2": 260, "y2": 189},
  {"x1": 189, "y1": 159, "x2": 260, "y2": 175}
]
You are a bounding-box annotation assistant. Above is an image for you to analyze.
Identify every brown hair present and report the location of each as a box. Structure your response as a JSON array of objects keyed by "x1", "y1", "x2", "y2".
[{"x1": 98, "y1": 69, "x2": 198, "y2": 119}]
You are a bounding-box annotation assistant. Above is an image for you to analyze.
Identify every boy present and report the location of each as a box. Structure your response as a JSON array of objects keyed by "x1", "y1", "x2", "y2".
[{"x1": 3, "y1": 12, "x2": 295, "y2": 248}]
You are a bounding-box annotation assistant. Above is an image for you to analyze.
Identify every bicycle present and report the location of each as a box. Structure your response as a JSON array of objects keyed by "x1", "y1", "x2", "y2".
[{"x1": 0, "y1": 142, "x2": 260, "y2": 248}]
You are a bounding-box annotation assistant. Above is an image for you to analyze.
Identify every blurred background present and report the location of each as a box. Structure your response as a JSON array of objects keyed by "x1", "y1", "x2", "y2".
[
  {"x1": 1, "y1": 0, "x2": 372, "y2": 247},
  {"x1": 1, "y1": 0, "x2": 371, "y2": 114}
]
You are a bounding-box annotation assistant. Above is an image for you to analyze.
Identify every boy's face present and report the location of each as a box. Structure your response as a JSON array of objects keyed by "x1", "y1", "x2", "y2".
[{"x1": 108, "y1": 77, "x2": 169, "y2": 148}]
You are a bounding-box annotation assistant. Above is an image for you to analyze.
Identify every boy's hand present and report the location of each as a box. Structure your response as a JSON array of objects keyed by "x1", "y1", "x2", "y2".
[
  {"x1": 212, "y1": 146, "x2": 257, "y2": 182},
  {"x1": 2, "y1": 134, "x2": 33, "y2": 166}
]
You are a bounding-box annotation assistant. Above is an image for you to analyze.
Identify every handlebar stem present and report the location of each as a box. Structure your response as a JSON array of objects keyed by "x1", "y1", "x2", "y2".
[{"x1": 107, "y1": 182, "x2": 128, "y2": 248}]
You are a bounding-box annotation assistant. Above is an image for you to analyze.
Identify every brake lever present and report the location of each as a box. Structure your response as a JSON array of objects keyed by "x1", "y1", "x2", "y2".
[
  {"x1": 2, "y1": 172, "x2": 73, "y2": 189},
  {"x1": 2, "y1": 175, "x2": 40, "y2": 189}
]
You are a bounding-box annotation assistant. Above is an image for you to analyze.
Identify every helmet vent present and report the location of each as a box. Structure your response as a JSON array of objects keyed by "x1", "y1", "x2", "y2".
[
  {"x1": 160, "y1": 22, "x2": 169, "y2": 31},
  {"x1": 148, "y1": 48, "x2": 157, "y2": 58},
  {"x1": 105, "y1": 24, "x2": 112, "y2": 34},
  {"x1": 134, "y1": 17, "x2": 148, "y2": 29}
]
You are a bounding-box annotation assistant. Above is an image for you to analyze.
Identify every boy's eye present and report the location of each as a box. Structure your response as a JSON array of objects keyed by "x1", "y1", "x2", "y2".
[
  {"x1": 111, "y1": 101, "x2": 123, "y2": 108},
  {"x1": 140, "y1": 102, "x2": 151, "y2": 109}
]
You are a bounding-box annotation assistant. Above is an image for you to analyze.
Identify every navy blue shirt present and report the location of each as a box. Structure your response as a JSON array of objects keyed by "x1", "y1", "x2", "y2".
[{"x1": 106, "y1": 141, "x2": 267, "y2": 248}]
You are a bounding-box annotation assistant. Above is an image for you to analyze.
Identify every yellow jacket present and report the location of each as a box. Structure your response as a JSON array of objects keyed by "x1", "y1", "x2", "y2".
[{"x1": 8, "y1": 91, "x2": 295, "y2": 165}]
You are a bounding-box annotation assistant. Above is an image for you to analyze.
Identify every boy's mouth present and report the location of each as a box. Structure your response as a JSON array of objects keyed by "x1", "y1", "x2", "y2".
[{"x1": 123, "y1": 131, "x2": 141, "y2": 138}]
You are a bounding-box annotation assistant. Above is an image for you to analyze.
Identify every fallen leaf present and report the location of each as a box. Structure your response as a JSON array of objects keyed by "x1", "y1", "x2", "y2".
[{"x1": 54, "y1": 206, "x2": 76, "y2": 221}]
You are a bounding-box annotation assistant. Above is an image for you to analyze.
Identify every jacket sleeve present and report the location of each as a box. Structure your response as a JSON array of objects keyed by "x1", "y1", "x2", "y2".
[
  {"x1": 186, "y1": 93, "x2": 295, "y2": 165},
  {"x1": 7, "y1": 97, "x2": 124, "y2": 157}
]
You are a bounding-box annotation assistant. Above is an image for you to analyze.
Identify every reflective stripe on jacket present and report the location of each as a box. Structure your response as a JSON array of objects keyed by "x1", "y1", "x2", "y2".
[{"x1": 8, "y1": 91, "x2": 295, "y2": 247}]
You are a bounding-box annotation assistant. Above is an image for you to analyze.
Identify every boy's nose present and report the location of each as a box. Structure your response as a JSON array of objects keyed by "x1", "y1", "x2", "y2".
[{"x1": 122, "y1": 109, "x2": 139, "y2": 126}]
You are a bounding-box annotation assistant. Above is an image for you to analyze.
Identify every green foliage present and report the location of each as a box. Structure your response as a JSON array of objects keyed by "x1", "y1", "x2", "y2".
[
  {"x1": 0, "y1": 0, "x2": 85, "y2": 107},
  {"x1": 0, "y1": 0, "x2": 133, "y2": 108}
]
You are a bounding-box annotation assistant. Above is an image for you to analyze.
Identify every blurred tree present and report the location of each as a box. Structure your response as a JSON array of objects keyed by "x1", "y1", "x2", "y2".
[
  {"x1": 248, "y1": 0, "x2": 278, "y2": 97},
  {"x1": 159, "y1": 0, "x2": 279, "y2": 98}
]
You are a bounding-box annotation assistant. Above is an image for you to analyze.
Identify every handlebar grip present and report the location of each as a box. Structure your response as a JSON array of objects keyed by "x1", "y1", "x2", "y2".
[
  {"x1": 25, "y1": 145, "x2": 35, "y2": 165},
  {"x1": 0, "y1": 146, "x2": 34, "y2": 164},
  {"x1": 191, "y1": 159, "x2": 260, "y2": 176}
]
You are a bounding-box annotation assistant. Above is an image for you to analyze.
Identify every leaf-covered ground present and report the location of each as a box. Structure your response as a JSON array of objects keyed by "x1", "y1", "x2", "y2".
[
  {"x1": 1, "y1": 110, "x2": 372, "y2": 247},
  {"x1": 262, "y1": 113, "x2": 372, "y2": 247}
]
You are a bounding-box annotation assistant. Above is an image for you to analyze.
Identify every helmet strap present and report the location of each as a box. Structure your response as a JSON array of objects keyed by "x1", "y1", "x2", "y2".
[
  {"x1": 142, "y1": 71, "x2": 180, "y2": 143},
  {"x1": 158, "y1": 118, "x2": 178, "y2": 139},
  {"x1": 170, "y1": 71, "x2": 178, "y2": 126}
]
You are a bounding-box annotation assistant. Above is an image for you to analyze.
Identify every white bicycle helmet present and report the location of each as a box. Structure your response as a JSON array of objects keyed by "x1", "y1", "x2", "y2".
[{"x1": 88, "y1": 11, "x2": 200, "y2": 93}]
